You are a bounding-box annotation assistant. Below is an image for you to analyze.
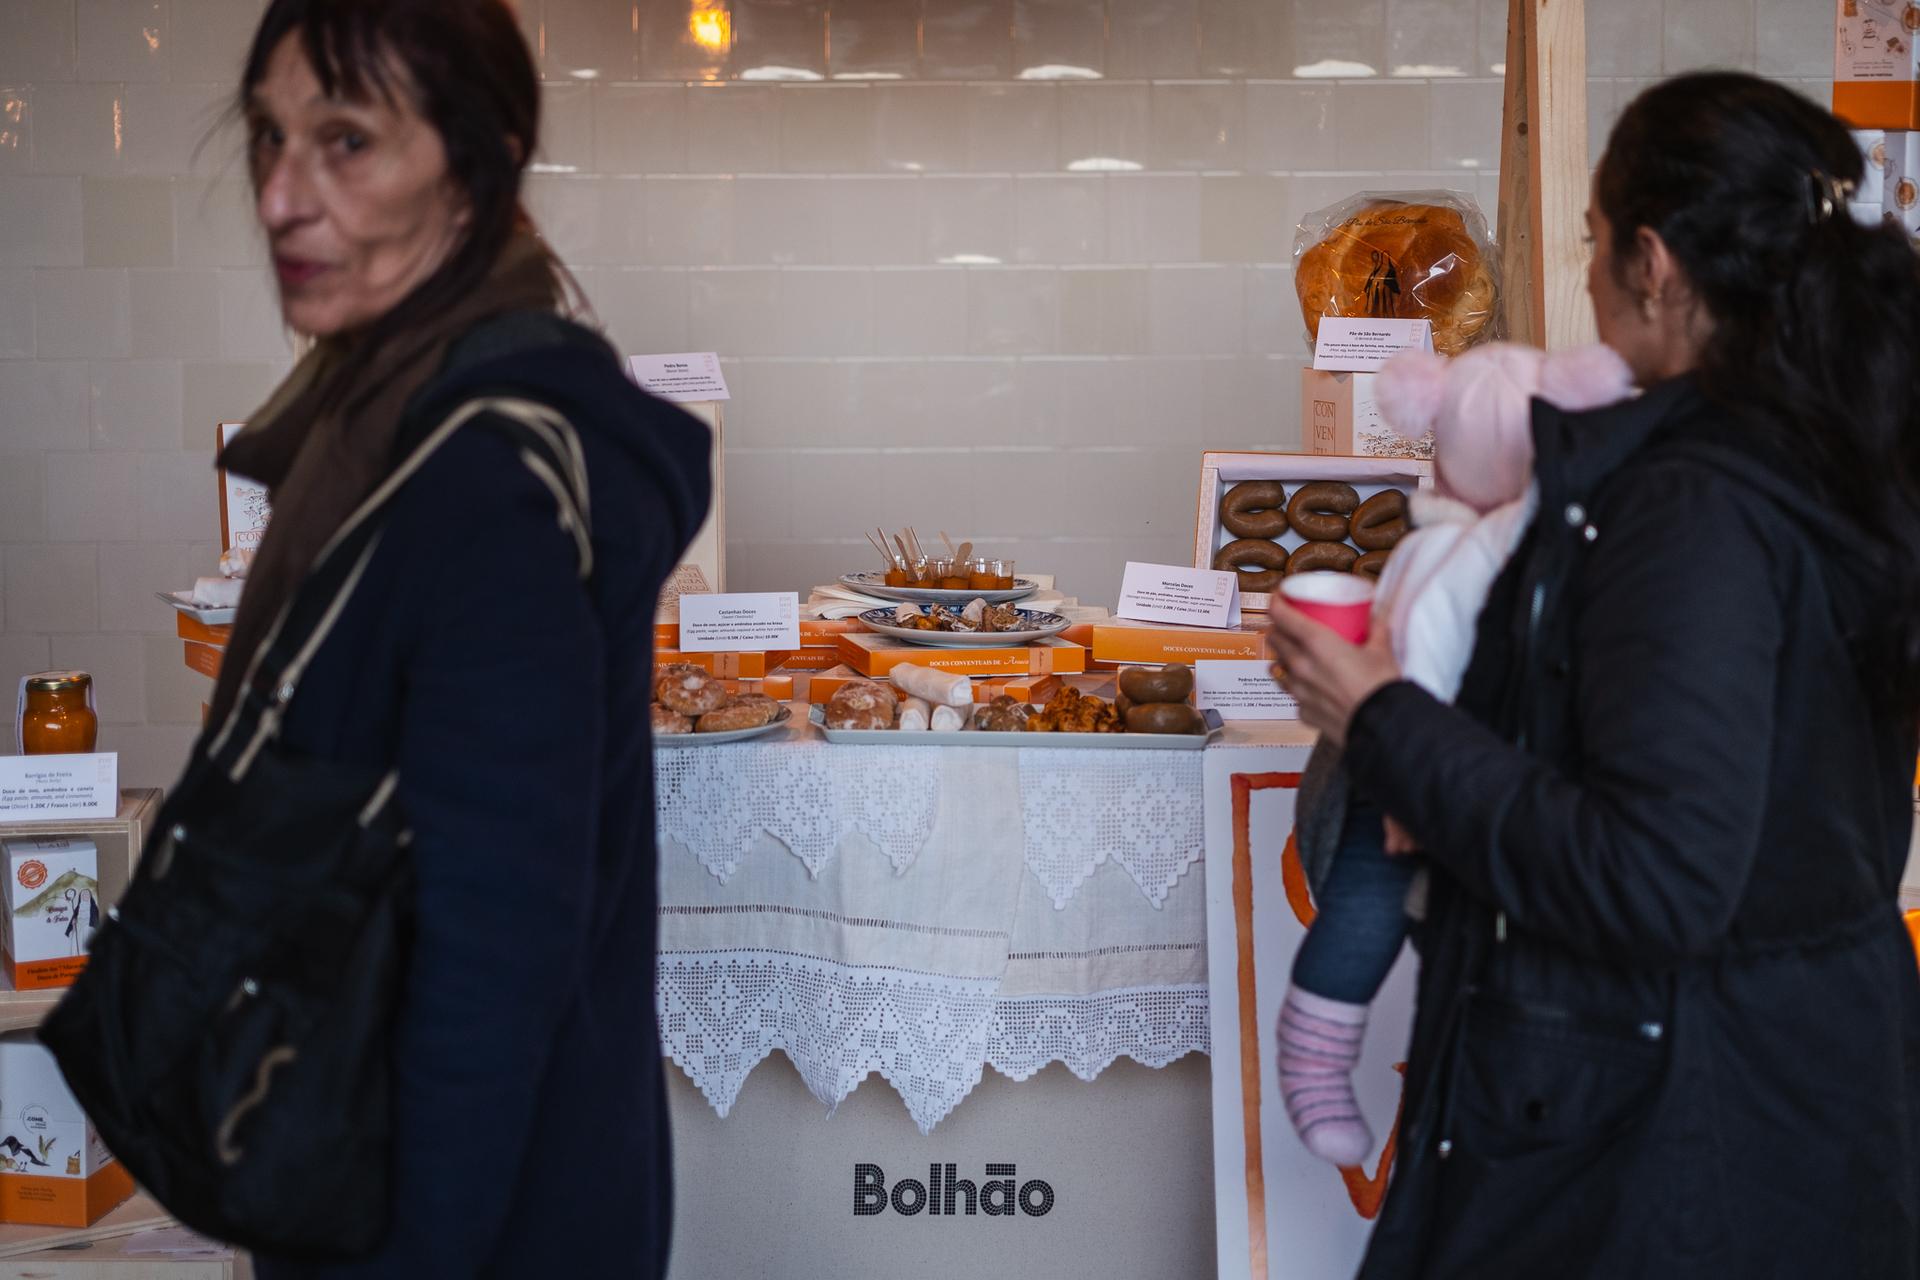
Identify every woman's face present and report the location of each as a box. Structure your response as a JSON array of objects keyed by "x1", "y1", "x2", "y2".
[
  {"x1": 1585, "y1": 198, "x2": 1708, "y2": 386},
  {"x1": 246, "y1": 34, "x2": 468, "y2": 339}
]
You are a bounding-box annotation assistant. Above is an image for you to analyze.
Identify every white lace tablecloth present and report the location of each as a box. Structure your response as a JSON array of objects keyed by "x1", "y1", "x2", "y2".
[{"x1": 655, "y1": 726, "x2": 1210, "y2": 1133}]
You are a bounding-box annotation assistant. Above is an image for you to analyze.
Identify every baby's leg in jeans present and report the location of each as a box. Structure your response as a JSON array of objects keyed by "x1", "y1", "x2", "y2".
[{"x1": 1277, "y1": 805, "x2": 1417, "y2": 1164}]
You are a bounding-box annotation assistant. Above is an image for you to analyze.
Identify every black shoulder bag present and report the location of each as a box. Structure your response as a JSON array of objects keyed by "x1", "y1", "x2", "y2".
[{"x1": 40, "y1": 394, "x2": 593, "y2": 1260}]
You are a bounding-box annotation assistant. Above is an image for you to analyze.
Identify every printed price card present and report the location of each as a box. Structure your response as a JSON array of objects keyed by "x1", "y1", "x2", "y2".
[
  {"x1": 1312, "y1": 318, "x2": 1434, "y2": 372},
  {"x1": 677, "y1": 592, "x2": 800, "y2": 652},
  {"x1": 628, "y1": 353, "x2": 732, "y2": 403},
  {"x1": 0, "y1": 754, "x2": 118, "y2": 822},
  {"x1": 1116, "y1": 563, "x2": 1240, "y2": 628},
  {"x1": 1194, "y1": 660, "x2": 1299, "y2": 720}
]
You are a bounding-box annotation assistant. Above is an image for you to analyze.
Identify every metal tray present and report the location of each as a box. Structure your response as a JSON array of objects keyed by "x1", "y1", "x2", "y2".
[
  {"x1": 856, "y1": 607, "x2": 1071, "y2": 648},
  {"x1": 656, "y1": 705, "x2": 794, "y2": 747},
  {"x1": 837, "y1": 572, "x2": 1039, "y2": 606},
  {"x1": 808, "y1": 703, "x2": 1221, "y2": 750}
]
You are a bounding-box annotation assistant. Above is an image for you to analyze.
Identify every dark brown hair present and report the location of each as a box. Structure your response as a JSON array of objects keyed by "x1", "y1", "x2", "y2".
[
  {"x1": 239, "y1": 0, "x2": 541, "y2": 354},
  {"x1": 1599, "y1": 72, "x2": 1920, "y2": 712}
]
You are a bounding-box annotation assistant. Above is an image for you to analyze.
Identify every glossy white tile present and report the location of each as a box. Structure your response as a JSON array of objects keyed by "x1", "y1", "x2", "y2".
[
  {"x1": 1107, "y1": 173, "x2": 1202, "y2": 262},
  {"x1": 0, "y1": 0, "x2": 77, "y2": 83},
  {"x1": 923, "y1": 175, "x2": 1015, "y2": 264},
  {"x1": 0, "y1": 270, "x2": 33, "y2": 358},
  {"x1": 776, "y1": 268, "x2": 873, "y2": 356},
  {"x1": 1109, "y1": 0, "x2": 1200, "y2": 79},
  {"x1": 1586, "y1": 0, "x2": 1664, "y2": 76},
  {"x1": 832, "y1": 0, "x2": 922, "y2": 79},
  {"x1": 576, "y1": 267, "x2": 690, "y2": 356},
  {"x1": 1013, "y1": 0, "x2": 1105, "y2": 81},
  {"x1": 0, "y1": 177, "x2": 81, "y2": 267},
  {"x1": 168, "y1": 0, "x2": 262, "y2": 84},
  {"x1": 967, "y1": 267, "x2": 1060, "y2": 354},
  {"x1": 1149, "y1": 82, "x2": 1245, "y2": 171},
  {"x1": 29, "y1": 82, "x2": 122, "y2": 176},
  {"x1": 77, "y1": 0, "x2": 167, "y2": 83},
  {"x1": 923, "y1": 0, "x2": 1014, "y2": 80},
  {"x1": 215, "y1": 267, "x2": 288, "y2": 360},
  {"x1": 6, "y1": 544, "x2": 99, "y2": 633},
  {"x1": 0, "y1": 87, "x2": 30, "y2": 177},
  {"x1": 875, "y1": 83, "x2": 969, "y2": 174},
  {"x1": 646, "y1": 176, "x2": 736, "y2": 265},
  {"x1": 82, "y1": 175, "x2": 172, "y2": 267},
  {"x1": 827, "y1": 175, "x2": 925, "y2": 264},
  {"x1": 1664, "y1": 0, "x2": 1755, "y2": 73},
  {"x1": 121, "y1": 83, "x2": 233, "y2": 178},
  {"x1": 1293, "y1": 0, "x2": 1386, "y2": 78},
  {"x1": 685, "y1": 85, "x2": 783, "y2": 173},
  {"x1": 1334, "y1": 80, "x2": 1432, "y2": 171},
  {"x1": 173, "y1": 179, "x2": 260, "y2": 268},
  {"x1": 48, "y1": 633, "x2": 143, "y2": 723},
  {"x1": 593, "y1": 84, "x2": 688, "y2": 175},
  {"x1": 1244, "y1": 264, "x2": 1306, "y2": 357},
  {"x1": 732, "y1": 0, "x2": 827, "y2": 82},
  {"x1": 780, "y1": 85, "x2": 877, "y2": 172},
  {"x1": 1199, "y1": 0, "x2": 1290, "y2": 79},
  {"x1": 687, "y1": 267, "x2": 784, "y2": 355},
  {"x1": 1059, "y1": 82, "x2": 1151, "y2": 172},
  {"x1": 1057, "y1": 266, "x2": 1150, "y2": 355},
  {"x1": 1245, "y1": 81, "x2": 1339, "y2": 171},
  {"x1": 871, "y1": 268, "x2": 968, "y2": 356},
  {"x1": 1755, "y1": 0, "x2": 1831, "y2": 77},
  {"x1": 1148, "y1": 265, "x2": 1243, "y2": 355},
  {"x1": 1014, "y1": 175, "x2": 1104, "y2": 263},
  {"x1": 46, "y1": 451, "x2": 137, "y2": 542},
  {"x1": 34, "y1": 268, "x2": 130, "y2": 359},
  {"x1": 544, "y1": 0, "x2": 640, "y2": 82},
  {"x1": 1199, "y1": 174, "x2": 1292, "y2": 262},
  {"x1": 1430, "y1": 78, "x2": 1503, "y2": 169},
  {"x1": 1386, "y1": 0, "x2": 1476, "y2": 77},
  {"x1": 134, "y1": 449, "x2": 215, "y2": 541},
  {"x1": 721, "y1": 450, "x2": 792, "y2": 541},
  {"x1": 180, "y1": 359, "x2": 283, "y2": 443},
  {"x1": 127, "y1": 268, "x2": 219, "y2": 360},
  {"x1": 0, "y1": 454, "x2": 46, "y2": 542},
  {"x1": 141, "y1": 630, "x2": 207, "y2": 722},
  {"x1": 539, "y1": 81, "x2": 595, "y2": 172},
  {"x1": 968, "y1": 84, "x2": 1059, "y2": 173},
  {"x1": 88, "y1": 358, "x2": 182, "y2": 450},
  {"x1": 96, "y1": 540, "x2": 202, "y2": 632},
  {"x1": 735, "y1": 175, "x2": 836, "y2": 264}
]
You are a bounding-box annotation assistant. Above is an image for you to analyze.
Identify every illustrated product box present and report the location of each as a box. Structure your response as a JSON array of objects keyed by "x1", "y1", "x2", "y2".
[
  {"x1": 654, "y1": 649, "x2": 771, "y2": 679},
  {"x1": 1856, "y1": 128, "x2": 1892, "y2": 204},
  {"x1": 1300, "y1": 370, "x2": 1433, "y2": 460},
  {"x1": 1887, "y1": 130, "x2": 1920, "y2": 235},
  {"x1": 1092, "y1": 620, "x2": 1270, "y2": 666},
  {"x1": 1194, "y1": 451, "x2": 1434, "y2": 617},
  {"x1": 0, "y1": 838, "x2": 100, "y2": 992},
  {"x1": 835, "y1": 634, "x2": 1087, "y2": 679},
  {"x1": 0, "y1": 1033, "x2": 134, "y2": 1226},
  {"x1": 1835, "y1": 0, "x2": 1920, "y2": 130}
]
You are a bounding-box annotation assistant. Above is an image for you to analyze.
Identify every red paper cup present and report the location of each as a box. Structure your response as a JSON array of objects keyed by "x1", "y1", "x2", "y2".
[{"x1": 1276, "y1": 572, "x2": 1375, "y2": 645}]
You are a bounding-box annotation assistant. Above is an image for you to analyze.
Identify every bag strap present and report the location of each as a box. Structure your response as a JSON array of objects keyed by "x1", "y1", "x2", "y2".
[{"x1": 203, "y1": 397, "x2": 592, "y2": 783}]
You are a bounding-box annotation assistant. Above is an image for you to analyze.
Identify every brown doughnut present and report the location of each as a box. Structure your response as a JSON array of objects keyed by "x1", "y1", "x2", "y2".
[
  {"x1": 698, "y1": 693, "x2": 780, "y2": 733},
  {"x1": 1287, "y1": 541, "x2": 1359, "y2": 575},
  {"x1": 1213, "y1": 538, "x2": 1290, "y2": 593},
  {"x1": 651, "y1": 703, "x2": 694, "y2": 734},
  {"x1": 1125, "y1": 702, "x2": 1206, "y2": 735},
  {"x1": 1352, "y1": 550, "x2": 1392, "y2": 580},
  {"x1": 1118, "y1": 664, "x2": 1194, "y2": 705},
  {"x1": 1352, "y1": 489, "x2": 1409, "y2": 552},
  {"x1": 1218, "y1": 480, "x2": 1290, "y2": 540},
  {"x1": 1287, "y1": 482, "x2": 1360, "y2": 541},
  {"x1": 658, "y1": 665, "x2": 729, "y2": 716}
]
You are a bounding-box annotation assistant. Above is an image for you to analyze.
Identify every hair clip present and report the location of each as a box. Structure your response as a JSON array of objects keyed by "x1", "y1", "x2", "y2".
[{"x1": 1807, "y1": 169, "x2": 1855, "y2": 224}]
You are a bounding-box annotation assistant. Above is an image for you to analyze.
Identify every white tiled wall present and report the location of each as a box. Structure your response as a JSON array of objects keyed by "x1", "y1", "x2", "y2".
[{"x1": 0, "y1": 0, "x2": 1831, "y2": 787}]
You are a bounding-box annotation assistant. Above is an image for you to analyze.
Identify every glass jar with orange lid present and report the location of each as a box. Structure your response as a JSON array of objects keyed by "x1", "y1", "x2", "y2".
[{"x1": 17, "y1": 672, "x2": 98, "y2": 755}]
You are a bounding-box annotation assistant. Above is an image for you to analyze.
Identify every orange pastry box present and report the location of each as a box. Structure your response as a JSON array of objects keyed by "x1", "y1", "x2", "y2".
[
  {"x1": 652, "y1": 650, "x2": 771, "y2": 679},
  {"x1": 174, "y1": 613, "x2": 232, "y2": 647},
  {"x1": 1092, "y1": 620, "x2": 1271, "y2": 666},
  {"x1": 835, "y1": 634, "x2": 1087, "y2": 679}
]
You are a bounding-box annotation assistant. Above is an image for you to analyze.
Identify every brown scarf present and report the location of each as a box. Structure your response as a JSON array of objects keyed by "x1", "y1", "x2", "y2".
[{"x1": 208, "y1": 232, "x2": 563, "y2": 728}]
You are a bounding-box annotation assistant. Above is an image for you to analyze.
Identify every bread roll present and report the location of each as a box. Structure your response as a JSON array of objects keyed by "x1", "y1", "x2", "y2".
[{"x1": 1297, "y1": 200, "x2": 1495, "y2": 357}]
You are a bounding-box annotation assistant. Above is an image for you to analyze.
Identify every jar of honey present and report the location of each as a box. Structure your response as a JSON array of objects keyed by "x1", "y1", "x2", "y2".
[{"x1": 18, "y1": 672, "x2": 97, "y2": 755}]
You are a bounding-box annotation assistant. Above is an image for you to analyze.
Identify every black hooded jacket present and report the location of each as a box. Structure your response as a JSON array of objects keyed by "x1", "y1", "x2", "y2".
[
  {"x1": 1346, "y1": 377, "x2": 1920, "y2": 1278},
  {"x1": 251, "y1": 314, "x2": 710, "y2": 1278}
]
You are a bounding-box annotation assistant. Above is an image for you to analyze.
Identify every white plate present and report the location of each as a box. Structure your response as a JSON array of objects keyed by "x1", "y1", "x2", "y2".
[
  {"x1": 656, "y1": 705, "x2": 794, "y2": 747},
  {"x1": 838, "y1": 573, "x2": 1038, "y2": 606},
  {"x1": 809, "y1": 704, "x2": 1221, "y2": 750},
  {"x1": 156, "y1": 591, "x2": 236, "y2": 626},
  {"x1": 856, "y1": 607, "x2": 1071, "y2": 648}
]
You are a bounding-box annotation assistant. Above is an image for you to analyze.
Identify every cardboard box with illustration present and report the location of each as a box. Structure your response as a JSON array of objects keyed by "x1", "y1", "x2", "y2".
[
  {"x1": 1, "y1": 838, "x2": 100, "y2": 992},
  {"x1": 0, "y1": 1033, "x2": 133, "y2": 1226}
]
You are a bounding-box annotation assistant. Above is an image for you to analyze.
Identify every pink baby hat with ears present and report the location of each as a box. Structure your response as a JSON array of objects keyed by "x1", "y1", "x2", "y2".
[{"x1": 1374, "y1": 342, "x2": 1634, "y2": 512}]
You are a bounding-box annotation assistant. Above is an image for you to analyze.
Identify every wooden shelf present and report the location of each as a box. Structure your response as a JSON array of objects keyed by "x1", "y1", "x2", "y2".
[{"x1": 0, "y1": 790, "x2": 160, "y2": 1034}]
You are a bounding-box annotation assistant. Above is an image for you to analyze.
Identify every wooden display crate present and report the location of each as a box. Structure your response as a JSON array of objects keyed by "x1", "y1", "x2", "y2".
[
  {"x1": 0, "y1": 1190, "x2": 248, "y2": 1275},
  {"x1": 0, "y1": 790, "x2": 160, "y2": 1033}
]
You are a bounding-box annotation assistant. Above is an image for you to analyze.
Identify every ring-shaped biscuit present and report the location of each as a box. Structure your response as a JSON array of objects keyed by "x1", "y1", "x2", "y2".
[
  {"x1": 1288, "y1": 482, "x2": 1360, "y2": 541},
  {"x1": 1287, "y1": 541, "x2": 1359, "y2": 575},
  {"x1": 1352, "y1": 490, "x2": 1409, "y2": 552},
  {"x1": 1213, "y1": 538, "x2": 1289, "y2": 593},
  {"x1": 1219, "y1": 480, "x2": 1290, "y2": 540}
]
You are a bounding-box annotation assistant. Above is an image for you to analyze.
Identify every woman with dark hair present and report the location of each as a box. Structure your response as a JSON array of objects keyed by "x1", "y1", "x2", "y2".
[
  {"x1": 206, "y1": 2, "x2": 706, "y2": 1274},
  {"x1": 1268, "y1": 72, "x2": 1920, "y2": 1277}
]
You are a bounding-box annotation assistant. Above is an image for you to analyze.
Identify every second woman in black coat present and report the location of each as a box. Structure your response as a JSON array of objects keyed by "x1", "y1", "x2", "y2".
[{"x1": 1269, "y1": 74, "x2": 1920, "y2": 1278}]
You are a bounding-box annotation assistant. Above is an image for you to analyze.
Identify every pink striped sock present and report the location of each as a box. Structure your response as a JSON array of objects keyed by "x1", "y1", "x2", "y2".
[{"x1": 1276, "y1": 984, "x2": 1373, "y2": 1166}]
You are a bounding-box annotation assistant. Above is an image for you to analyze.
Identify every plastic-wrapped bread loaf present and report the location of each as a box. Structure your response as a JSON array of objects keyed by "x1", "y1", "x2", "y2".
[
  {"x1": 890, "y1": 663, "x2": 972, "y2": 707},
  {"x1": 899, "y1": 697, "x2": 932, "y2": 731}
]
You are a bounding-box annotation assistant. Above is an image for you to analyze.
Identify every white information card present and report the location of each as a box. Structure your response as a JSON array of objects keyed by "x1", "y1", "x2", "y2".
[
  {"x1": 627, "y1": 352, "x2": 732, "y2": 403},
  {"x1": 1312, "y1": 317, "x2": 1435, "y2": 372},
  {"x1": 0, "y1": 754, "x2": 118, "y2": 822},
  {"x1": 1194, "y1": 660, "x2": 1300, "y2": 720},
  {"x1": 1116, "y1": 563, "x2": 1240, "y2": 628},
  {"x1": 678, "y1": 592, "x2": 800, "y2": 652}
]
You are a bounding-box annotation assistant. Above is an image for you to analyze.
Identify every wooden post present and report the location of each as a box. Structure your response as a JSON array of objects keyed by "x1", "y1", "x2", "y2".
[{"x1": 1497, "y1": 0, "x2": 1595, "y2": 350}]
